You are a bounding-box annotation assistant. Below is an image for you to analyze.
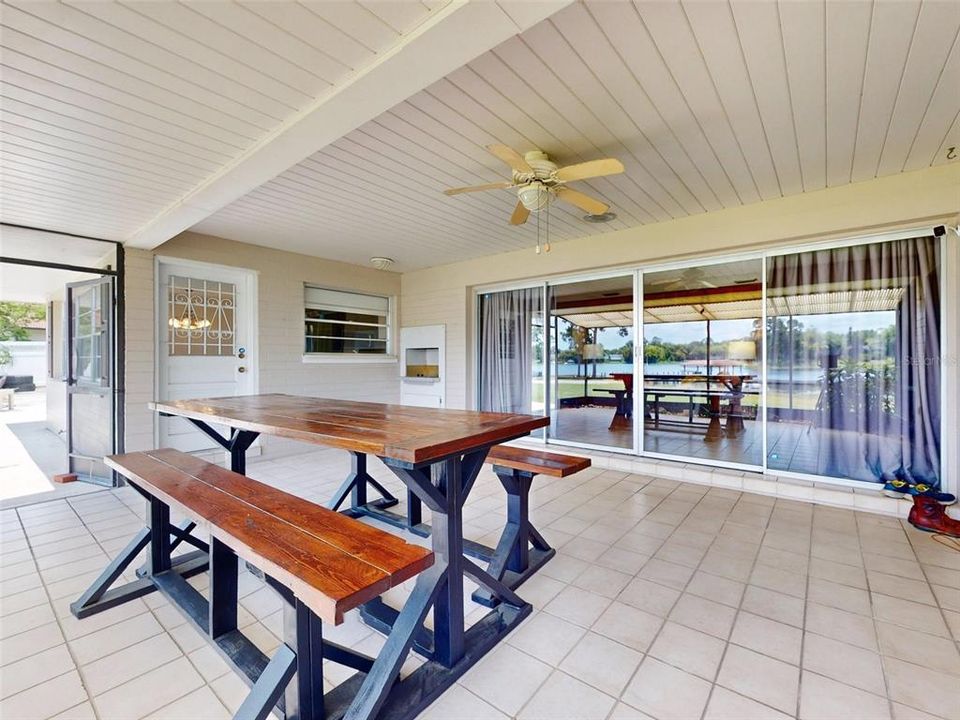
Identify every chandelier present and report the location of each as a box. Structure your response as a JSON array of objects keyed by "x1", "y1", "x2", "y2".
[
  {"x1": 168, "y1": 315, "x2": 211, "y2": 331},
  {"x1": 168, "y1": 295, "x2": 211, "y2": 331},
  {"x1": 170, "y1": 318, "x2": 210, "y2": 331}
]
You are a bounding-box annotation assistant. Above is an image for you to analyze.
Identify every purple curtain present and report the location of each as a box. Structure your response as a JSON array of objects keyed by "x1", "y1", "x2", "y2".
[{"x1": 766, "y1": 236, "x2": 941, "y2": 485}]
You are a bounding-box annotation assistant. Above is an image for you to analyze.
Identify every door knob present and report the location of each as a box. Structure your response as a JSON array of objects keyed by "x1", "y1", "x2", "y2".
[{"x1": 238, "y1": 366, "x2": 246, "y2": 373}]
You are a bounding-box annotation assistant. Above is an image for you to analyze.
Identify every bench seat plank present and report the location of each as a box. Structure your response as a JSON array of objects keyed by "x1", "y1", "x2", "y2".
[
  {"x1": 485, "y1": 445, "x2": 591, "y2": 477},
  {"x1": 146, "y1": 449, "x2": 431, "y2": 578},
  {"x1": 105, "y1": 450, "x2": 433, "y2": 624}
]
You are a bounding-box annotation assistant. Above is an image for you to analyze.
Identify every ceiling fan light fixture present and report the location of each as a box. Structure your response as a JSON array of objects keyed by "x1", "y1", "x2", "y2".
[
  {"x1": 518, "y1": 184, "x2": 552, "y2": 212},
  {"x1": 582, "y1": 211, "x2": 617, "y2": 223},
  {"x1": 370, "y1": 256, "x2": 394, "y2": 270}
]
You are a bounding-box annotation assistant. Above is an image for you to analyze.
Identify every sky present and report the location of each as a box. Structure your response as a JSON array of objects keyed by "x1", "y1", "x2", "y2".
[{"x1": 644, "y1": 319, "x2": 755, "y2": 344}]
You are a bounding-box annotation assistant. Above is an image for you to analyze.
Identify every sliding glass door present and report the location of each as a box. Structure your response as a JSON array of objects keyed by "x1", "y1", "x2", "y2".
[
  {"x1": 766, "y1": 235, "x2": 941, "y2": 485},
  {"x1": 641, "y1": 259, "x2": 763, "y2": 469},
  {"x1": 547, "y1": 275, "x2": 635, "y2": 451},
  {"x1": 476, "y1": 231, "x2": 943, "y2": 490}
]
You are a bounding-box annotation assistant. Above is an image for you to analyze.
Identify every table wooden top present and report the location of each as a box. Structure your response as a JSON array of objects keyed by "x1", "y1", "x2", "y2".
[
  {"x1": 150, "y1": 394, "x2": 549, "y2": 465},
  {"x1": 106, "y1": 449, "x2": 434, "y2": 624}
]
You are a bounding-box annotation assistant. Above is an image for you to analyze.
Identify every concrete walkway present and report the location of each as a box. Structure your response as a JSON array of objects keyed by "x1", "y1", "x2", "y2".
[{"x1": 0, "y1": 388, "x2": 100, "y2": 509}]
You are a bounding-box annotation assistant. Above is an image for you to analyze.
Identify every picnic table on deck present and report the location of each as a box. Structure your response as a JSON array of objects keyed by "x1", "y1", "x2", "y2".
[
  {"x1": 644, "y1": 384, "x2": 759, "y2": 441},
  {"x1": 148, "y1": 393, "x2": 549, "y2": 711},
  {"x1": 592, "y1": 373, "x2": 634, "y2": 430}
]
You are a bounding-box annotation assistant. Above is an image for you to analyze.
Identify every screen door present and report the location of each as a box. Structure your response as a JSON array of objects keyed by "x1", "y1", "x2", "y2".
[{"x1": 66, "y1": 275, "x2": 116, "y2": 484}]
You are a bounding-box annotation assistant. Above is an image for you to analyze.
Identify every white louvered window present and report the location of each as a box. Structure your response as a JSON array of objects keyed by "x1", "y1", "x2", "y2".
[{"x1": 304, "y1": 286, "x2": 391, "y2": 356}]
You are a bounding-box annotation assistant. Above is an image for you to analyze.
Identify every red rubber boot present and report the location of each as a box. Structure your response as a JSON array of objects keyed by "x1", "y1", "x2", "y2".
[{"x1": 908, "y1": 496, "x2": 960, "y2": 538}]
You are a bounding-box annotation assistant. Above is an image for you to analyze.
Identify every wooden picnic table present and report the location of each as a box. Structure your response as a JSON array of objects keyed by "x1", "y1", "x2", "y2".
[
  {"x1": 75, "y1": 448, "x2": 435, "y2": 719},
  {"x1": 149, "y1": 394, "x2": 549, "y2": 711},
  {"x1": 594, "y1": 388, "x2": 632, "y2": 430},
  {"x1": 644, "y1": 386, "x2": 760, "y2": 441}
]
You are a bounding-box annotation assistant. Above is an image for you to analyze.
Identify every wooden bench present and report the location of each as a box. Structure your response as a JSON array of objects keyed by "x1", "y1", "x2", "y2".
[
  {"x1": 472, "y1": 445, "x2": 591, "y2": 607},
  {"x1": 72, "y1": 448, "x2": 433, "y2": 720}
]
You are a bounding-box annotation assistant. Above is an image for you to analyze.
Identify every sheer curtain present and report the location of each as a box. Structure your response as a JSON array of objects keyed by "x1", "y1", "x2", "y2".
[
  {"x1": 766, "y1": 235, "x2": 941, "y2": 485},
  {"x1": 479, "y1": 288, "x2": 542, "y2": 414}
]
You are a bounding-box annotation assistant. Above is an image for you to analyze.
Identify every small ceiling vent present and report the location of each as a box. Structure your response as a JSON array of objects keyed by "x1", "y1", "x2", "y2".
[{"x1": 583, "y1": 212, "x2": 617, "y2": 223}]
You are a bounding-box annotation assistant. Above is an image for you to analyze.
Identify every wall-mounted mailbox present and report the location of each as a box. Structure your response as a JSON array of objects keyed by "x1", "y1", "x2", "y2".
[{"x1": 400, "y1": 326, "x2": 445, "y2": 408}]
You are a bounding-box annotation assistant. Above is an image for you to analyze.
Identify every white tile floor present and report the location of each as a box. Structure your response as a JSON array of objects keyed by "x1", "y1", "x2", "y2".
[{"x1": 2, "y1": 446, "x2": 959, "y2": 720}]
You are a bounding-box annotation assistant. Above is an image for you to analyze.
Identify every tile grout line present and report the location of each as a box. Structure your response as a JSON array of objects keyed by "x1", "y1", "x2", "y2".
[
  {"x1": 63, "y1": 490, "x2": 215, "y2": 720},
  {"x1": 616, "y1": 480, "x2": 719, "y2": 719},
  {"x1": 507, "y1": 472, "x2": 674, "y2": 720},
  {"x1": 854, "y1": 512, "x2": 900, "y2": 720},
  {"x1": 793, "y1": 496, "x2": 816, "y2": 719},
  {"x1": 10, "y1": 500, "x2": 102, "y2": 720},
  {"x1": 697, "y1": 495, "x2": 782, "y2": 720},
  {"x1": 596, "y1": 483, "x2": 765, "y2": 718},
  {"x1": 872, "y1": 514, "x2": 960, "y2": 720}
]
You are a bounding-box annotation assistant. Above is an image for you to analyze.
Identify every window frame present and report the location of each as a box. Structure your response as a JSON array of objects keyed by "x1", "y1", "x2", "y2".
[{"x1": 302, "y1": 285, "x2": 396, "y2": 364}]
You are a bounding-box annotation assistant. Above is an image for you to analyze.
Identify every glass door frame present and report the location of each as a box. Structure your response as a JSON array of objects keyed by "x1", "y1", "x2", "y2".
[
  {"x1": 66, "y1": 275, "x2": 118, "y2": 485},
  {"x1": 638, "y1": 251, "x2": 767, "y2": 473},
  {"x1": 543, "y1": 268, "x2": 640, "y2": 455}
]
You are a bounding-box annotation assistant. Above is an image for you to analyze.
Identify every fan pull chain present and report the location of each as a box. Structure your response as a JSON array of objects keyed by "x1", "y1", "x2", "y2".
[
  {"x1": 535, "y1": 201, "x2": 541, "y2": 254},
  {"x1": 545, "y1": 201, "x2": 551, "y2": 253}
]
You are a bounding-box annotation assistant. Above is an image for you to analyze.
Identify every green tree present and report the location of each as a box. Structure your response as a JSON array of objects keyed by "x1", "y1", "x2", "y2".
[
  {"x1": 644, "y1": 343, "x2": 668, "y2": 363},
  {"x1": 0, "y1": 302, "x2": 45, "y2": 341}
]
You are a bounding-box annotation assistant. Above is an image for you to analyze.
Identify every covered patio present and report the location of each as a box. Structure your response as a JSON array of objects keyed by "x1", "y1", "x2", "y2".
[{"x1": 2, "y1": 0, "x2": 959, "y2": 719}]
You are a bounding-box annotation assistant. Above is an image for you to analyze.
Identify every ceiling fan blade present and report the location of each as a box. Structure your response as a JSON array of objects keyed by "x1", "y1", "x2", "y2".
[
  {"x1": 487, "y1": 144, "x2": 533, "y2": 174},
  {"x1": 555, "y1": 158, "x2": 625, "y2": 183},
  {"x1": 443, "y1": 181, "x2": 513, "y2": 196},
  {"x1": 510, "y1": 200, "x2": 530, "y2": 225},
  {"x1": 554, "y1": 187, "x2": 609, "y2": 215}
]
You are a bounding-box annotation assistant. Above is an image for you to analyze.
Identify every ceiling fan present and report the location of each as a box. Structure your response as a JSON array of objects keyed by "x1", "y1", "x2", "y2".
[
  {"x1": 444, "y1": 144, "x2": 624, "y2": 225},
  {"x1": 647, "y1": 267, "x2": 718, "y2": 291}
]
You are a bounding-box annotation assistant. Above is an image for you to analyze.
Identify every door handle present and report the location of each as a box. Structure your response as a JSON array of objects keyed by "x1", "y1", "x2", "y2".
[{"x1": 238, "y1": 366, "x2": 246, "y2": 373}]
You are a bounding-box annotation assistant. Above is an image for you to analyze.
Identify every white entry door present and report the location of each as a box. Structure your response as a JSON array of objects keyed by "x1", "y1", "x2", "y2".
[{"x1": 157, "y1": 259, "x2": 256, "y2": 452}]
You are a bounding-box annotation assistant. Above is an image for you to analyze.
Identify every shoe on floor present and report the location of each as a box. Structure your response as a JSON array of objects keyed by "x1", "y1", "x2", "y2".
[
  {"x1": 908, "y1": 496, "x2": 960, "y2": 538},
  {"x1": 883, "y1": 479, "x2": 956, "y2": 506}
]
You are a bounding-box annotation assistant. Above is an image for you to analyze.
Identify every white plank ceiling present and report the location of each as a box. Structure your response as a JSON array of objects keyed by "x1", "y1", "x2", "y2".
[
  {"x1": 193, "y1": 0, "x2": 960, "y2": 271},
  {"x1": 2, "y1": 1, "x2": 958, "y2": 271},
  {"x1": 0, "y1": 0, "x2": 440, "y2": 240}
]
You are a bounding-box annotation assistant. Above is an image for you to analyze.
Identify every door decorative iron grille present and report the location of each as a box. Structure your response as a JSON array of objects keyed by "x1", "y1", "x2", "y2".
[{"x1": 168, "y1": 275, "x2": 235, "y2": 356}]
